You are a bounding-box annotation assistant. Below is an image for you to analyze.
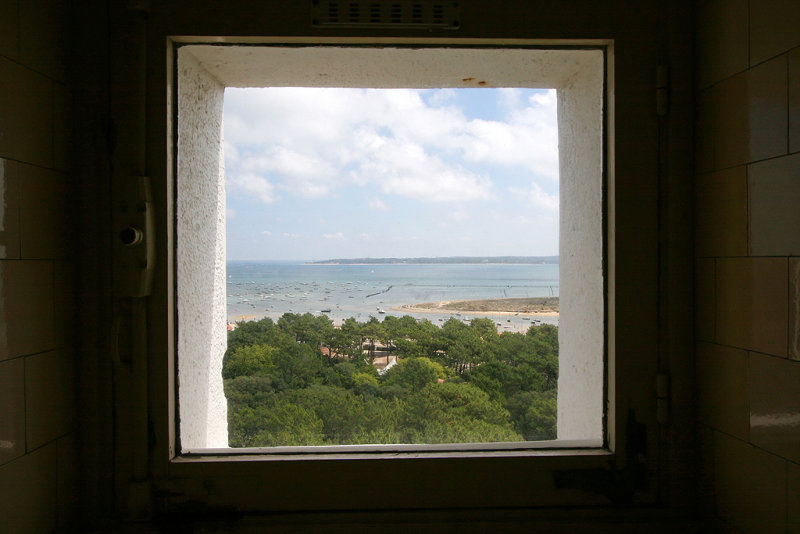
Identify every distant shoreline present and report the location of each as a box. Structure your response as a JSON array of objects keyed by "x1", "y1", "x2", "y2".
[
  {"x1": 394, "y1": 297, "x2": 559, "y2": 317},
  {"x1": 307, "y1": 256, "x2": 559, "y2": 265}
]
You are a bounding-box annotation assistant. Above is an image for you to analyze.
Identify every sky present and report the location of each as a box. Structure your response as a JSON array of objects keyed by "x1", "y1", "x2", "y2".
[{"x1": 223, "y1": 87, "x2": 559, "y2": 261}]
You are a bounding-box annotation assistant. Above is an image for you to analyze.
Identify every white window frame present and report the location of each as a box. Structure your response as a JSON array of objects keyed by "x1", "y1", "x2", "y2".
[
  {"x1": 146, "y1": 36, "x2": 660, "y2": 513},
  {"x1": 175, "y1": 44, "x2": 608, "y2": 454}
]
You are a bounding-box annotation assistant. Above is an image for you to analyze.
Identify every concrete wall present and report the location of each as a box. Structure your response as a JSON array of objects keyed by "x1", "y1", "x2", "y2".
[
  {"x1": 177, "y1": 48, "x2": 228, "y2": 449},
  {"x1": 0, "y1": 1, "x2": 80, "y2": 531},
  {"x1": 556, "y1": 52, "x2": 605, "y2": 441},
  {"x1": 695, "y1": 0, "x2": 800, "y2": 530}
]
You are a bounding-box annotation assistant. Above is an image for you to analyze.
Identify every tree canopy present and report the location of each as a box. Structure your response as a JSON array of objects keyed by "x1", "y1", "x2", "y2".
[{"x1": 224, "y1": 313, "x2": 558, "y2": 446}]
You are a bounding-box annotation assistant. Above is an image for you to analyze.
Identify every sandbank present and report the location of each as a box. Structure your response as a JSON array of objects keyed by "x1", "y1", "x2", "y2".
[{"x1": 393, "y1": 297, "x2": 559, "y2": 317}]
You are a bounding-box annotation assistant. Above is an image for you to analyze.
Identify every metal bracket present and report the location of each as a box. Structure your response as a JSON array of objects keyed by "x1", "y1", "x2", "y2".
[{"x1": 113, "y1": 176, "x2": 155, "y2": 298}]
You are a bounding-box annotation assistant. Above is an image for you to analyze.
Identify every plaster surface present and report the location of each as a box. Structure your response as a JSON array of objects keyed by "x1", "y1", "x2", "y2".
[
  {"x1": 556, "y1": 55, "x2": 604, "y2": 441},
  {"x1": 177, "y1": 48, "x2": 228, "y2": 449},
  {"x1": 189, "y1": 45, "x2": 600, "y2": 89}
]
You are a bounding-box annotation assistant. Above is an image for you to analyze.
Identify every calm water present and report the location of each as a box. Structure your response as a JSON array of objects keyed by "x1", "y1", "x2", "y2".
[{"x1": 227, "y1": 261, "x2": 559, "y2": 332}]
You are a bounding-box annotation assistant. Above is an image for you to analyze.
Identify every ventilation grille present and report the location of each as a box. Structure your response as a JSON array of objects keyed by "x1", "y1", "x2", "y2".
[{"x1": 312, "y1": 1, "x2": 460, "y2": 29}]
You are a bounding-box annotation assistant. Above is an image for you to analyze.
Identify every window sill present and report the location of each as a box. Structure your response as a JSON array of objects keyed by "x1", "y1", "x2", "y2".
[{"x1": 176, "y1": 441, "x2": 609, "y2": 462}]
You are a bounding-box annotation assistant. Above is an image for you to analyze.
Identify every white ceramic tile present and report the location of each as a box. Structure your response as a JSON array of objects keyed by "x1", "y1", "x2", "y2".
[
  {"x1": 710, "y1": 56, "x2": 789, "y2": 170},
  {"x1": 0, "y1": 57, "x2": 53, "y2": 167},
  {"x1": 0, "y1": 0, "x2": 18, "y2": 61},
  {"x1": 789, "y1": 49, "x2": 800, "y2": 154},
  {"x1": 695, "y1": 166, "x2": 747, "y2": 256},
  {"x1": 751, "y1": 0, "x2": 800, "y2": 66},
  {"x1": 0, "y1": 443, "x2": 58, "y2": 534},
  {"x1": 0, "y1": 260, "x2": 54, "y2": 361},
  {"x1": 746, "y1": 56, "x2": 788, "y2": 163},
  {"x1": 0, "y1": 159, "x2": 21, "y2": 259},
  {"x1": 696, "y1": 342, "x2": 749, "y2": 440},
  {"x1": 18, "y1": 163, "x2": 69, "y2": 260},
  {"x1": 25, "y1": 350, "x2": 76, "y2": 450},
  {"x1": 749, "y1": 353, "x2": 800, "y2": 463},
  {"x1": 0, "y1": 358, "x2": 25, "y2": 466},
  {"x1": 18, "y1": 0, "x2": 66, "y2": 83},
  {"x1": 696, "y1": 0, "x2": 749, "y2": 88},
  {"x1": 749, "y1": 153, "x2": 800, "y2": 256},
  {"x1": 711, "y1": 71, "x2": 748, "y2": 170},
  {"x1": 714, "y1": 432, "x2": 787, "y2": 532},
  {"x1": 716, "y1": 257, "x2": 788, "y2": 357}
]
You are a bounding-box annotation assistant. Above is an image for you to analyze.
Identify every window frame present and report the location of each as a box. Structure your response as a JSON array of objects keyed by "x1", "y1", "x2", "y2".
[
  {"x1": 147, "y1": 34, "x2": 668, "y2": 513},
  {"x1": 175, "y1": 42, "x2": 608, "y2": 455}
]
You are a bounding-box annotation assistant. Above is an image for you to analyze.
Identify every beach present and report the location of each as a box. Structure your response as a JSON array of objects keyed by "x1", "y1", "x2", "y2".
[{"x1": 395, "y1": 297, "x2": 559, "y2": 317}]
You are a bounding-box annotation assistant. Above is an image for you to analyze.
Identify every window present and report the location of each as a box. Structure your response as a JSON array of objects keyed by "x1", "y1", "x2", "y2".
[{"x1": 175, "y1": 45, "x2": 606, "y2": 454}]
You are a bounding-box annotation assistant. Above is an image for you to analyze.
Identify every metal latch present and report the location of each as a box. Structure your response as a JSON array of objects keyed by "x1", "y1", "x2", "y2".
[{"x1": 113, "y1": 176, "x2": 155, "y2": 298}]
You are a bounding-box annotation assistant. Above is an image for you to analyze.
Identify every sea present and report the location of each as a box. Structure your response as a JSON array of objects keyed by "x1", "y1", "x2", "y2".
[{"x1": 227, "y1": 261, "x2": 559, "y2": 333}]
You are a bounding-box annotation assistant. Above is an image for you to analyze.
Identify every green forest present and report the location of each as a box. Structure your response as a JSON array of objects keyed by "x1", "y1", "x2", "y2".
[{"x1": 223, "y1": 313, "x2": 558, "y2": 447}]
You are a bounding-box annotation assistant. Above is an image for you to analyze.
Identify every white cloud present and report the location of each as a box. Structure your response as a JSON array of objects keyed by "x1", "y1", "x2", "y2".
[
  {"x1": 368, "y1": 198, "x2": 390, "y2": 211},
  {"x1": 508, "y1": 182, "x2": 558, "y2": 213},
  {"x1": 357, "y1": 141, "x2": 492, "y2": 203},
  {"x1": 528, "y1": 182, "x2": 559, "y2": 212},
  {"x1": 427, "y1": 88, "x2": 456, "y2": 106},
  {"x1": 226, "y1": 208, "x2": 236, "y2": 219},
  {"x1": 282, "y1": 232, "x2": 299, "y2": 238},
  {"x1": 440, "y1": 90, "x2": 559, "y2": 181},
  {"x1": 323, "y1": 232, "x2": 344, "y2": 240},
  {"x1": 261, "y1": 230, "x2": 272, "y2": 236},
  {"x1": 497, "y1": 88, "x2": 523, "y2": 111},
  {"x1": 229, "y1": 173, "x2": 277, "y2": 203},
  {"x1": 224, "y1": 87, "x2": 558, "y2": 208},
  {"x1": 380, "y1": 169, "x2": 491, "y2": 202}
]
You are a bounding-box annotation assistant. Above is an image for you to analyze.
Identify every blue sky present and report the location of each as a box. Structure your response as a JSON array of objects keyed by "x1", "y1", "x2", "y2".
[{"x1": 224, "y1": 87, "x2": 558, "y2": 261}]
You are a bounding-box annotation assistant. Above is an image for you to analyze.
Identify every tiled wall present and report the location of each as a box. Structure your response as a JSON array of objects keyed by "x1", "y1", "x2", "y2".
[
  {"x1": 0, "y1": 1, "x2": 78, "y2": 532},
  {"x1": 696, "y1": 0, "x2": 800, "y2": 530}
]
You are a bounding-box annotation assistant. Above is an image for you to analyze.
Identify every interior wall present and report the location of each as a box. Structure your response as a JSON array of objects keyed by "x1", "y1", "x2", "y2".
[
  {"x1": 0, "y1": 0, "x2": 707, "y2": 530},
  {"x1": 0, "y1": 0, "x2": 80, "y2": 532},
  {"x1": 694, "y1": 0, "x2": 800, "y2": 530}
]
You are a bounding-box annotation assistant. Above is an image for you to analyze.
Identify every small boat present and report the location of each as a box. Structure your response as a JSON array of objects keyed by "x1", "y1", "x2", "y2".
[
  {"x1": 321, "y1": 309, "x2": 331, "y2": 313},
  {"x1": 378, "y1": 308, "x2": 386, "y2": 314}
]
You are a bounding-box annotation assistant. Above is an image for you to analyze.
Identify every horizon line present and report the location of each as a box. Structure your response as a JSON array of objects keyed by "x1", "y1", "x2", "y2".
[{"x1": 227, "y1": 255, "x2": 560, "y2": 263}]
